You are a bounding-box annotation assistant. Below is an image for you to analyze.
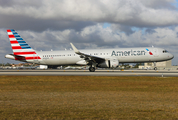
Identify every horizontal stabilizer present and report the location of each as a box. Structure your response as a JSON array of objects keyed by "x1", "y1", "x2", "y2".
[{"x1": 5, "y1": 54, "x2": 25, "y2": 60}]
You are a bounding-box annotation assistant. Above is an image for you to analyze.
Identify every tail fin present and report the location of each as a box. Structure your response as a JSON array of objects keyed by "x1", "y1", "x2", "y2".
[{"x1": 7, "y1": 29, "x2": 41, "y2": 61}]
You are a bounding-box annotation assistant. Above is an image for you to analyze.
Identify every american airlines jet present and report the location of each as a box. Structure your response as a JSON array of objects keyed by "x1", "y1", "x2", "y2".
[{"x1": 5, "y1": 29, "x2": 174, "y2": 72}]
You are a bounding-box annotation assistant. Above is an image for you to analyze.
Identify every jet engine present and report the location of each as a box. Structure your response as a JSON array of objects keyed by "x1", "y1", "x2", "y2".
[{"x1": 97, "y1": 59, "x2": 119, "y2": 68}]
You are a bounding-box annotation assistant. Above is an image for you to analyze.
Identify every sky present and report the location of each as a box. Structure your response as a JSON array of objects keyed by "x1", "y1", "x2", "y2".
[{"x1": 0, "y1": 0, "x2": 178, "y2": 65}]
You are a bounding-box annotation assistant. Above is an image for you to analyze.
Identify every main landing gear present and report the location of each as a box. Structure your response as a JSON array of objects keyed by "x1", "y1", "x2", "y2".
[
  {"x1": 89, "y1": 67, "x2": 95, "y2": 72},
  {"x1": 89, "y1": 62, "x2": 97, "y2": 72}
]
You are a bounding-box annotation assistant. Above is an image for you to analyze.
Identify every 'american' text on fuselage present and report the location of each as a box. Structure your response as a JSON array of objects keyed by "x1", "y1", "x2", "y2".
[{"x1": 111, "y1": 50, "x2": 146, "y2": 56}]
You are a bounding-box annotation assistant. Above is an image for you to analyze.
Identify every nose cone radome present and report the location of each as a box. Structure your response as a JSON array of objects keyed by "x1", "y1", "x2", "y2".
[{"x1": 170, "y1": 53, "x2": 174, "y2": 59}]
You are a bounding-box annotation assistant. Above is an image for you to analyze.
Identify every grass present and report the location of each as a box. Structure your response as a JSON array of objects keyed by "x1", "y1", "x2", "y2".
[{"x1": 0, "y1": 76, "x2": 178, "y2": 119}]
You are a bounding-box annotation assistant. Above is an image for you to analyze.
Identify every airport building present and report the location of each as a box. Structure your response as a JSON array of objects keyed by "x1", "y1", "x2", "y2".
[{"x1": 139, "y1": 60, "x2": 178, "y2": 70}]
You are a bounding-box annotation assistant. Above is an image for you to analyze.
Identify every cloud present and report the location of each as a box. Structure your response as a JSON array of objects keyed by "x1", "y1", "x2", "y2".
[
  {"x1": 0, "y1": 0, "x2": 178, "y2": 32},
  {"x1": 2, "y1": 24, "x2": 178, "y2": 50},
  {"x1": 138, "y1": 0, "x2": 176, "y2": 9}
]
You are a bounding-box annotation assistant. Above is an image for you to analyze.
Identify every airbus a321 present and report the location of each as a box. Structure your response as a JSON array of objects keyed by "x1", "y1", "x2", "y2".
[{"x1": 5, "y1": 29, "x2": 174, "y2": 72}]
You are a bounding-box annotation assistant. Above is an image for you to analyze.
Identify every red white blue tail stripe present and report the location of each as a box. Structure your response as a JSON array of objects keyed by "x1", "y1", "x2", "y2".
[{"x1": 7, "y1": 29, "x2": 41, "y2": 60}]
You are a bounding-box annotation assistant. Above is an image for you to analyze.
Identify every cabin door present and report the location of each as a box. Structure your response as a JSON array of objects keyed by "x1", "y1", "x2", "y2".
[{"x1": 153, "y1": 48, "x2": 159, "y2": 57}]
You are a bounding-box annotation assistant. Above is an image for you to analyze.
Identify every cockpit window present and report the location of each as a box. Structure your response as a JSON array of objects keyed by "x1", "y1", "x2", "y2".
[{"x1": 163, "y1": 50, "x2": 168, "y2": 53}]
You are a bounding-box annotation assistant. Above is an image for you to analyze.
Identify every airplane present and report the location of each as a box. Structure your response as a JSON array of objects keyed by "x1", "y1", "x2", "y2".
[{"x1": 5, "y1": 29, "x2": 174, "y2": 72}]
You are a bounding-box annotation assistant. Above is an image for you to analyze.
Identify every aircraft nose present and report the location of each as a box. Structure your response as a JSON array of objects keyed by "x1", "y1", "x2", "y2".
[{"x1": 170, "y1": 54, "x2": 174, "y2": 59}]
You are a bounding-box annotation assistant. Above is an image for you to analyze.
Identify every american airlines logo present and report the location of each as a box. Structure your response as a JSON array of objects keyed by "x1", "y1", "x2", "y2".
[{"x1": 146, "y1": 48, "x2": 153, "y2": 55}]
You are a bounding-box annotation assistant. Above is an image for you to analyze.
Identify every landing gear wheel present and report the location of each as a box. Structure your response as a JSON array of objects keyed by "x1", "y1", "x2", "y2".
[
  {"x1": 89, "y1": 67, "x2": 95, "y2": 72},
  {"x1": 154, "y1": 67, "x2": 157, "y2": 70}
]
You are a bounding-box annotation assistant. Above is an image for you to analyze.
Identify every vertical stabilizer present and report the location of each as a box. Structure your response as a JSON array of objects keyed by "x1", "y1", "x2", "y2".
[{"x1": 7, "y1": 29, "x2": 41, "y2": 61}]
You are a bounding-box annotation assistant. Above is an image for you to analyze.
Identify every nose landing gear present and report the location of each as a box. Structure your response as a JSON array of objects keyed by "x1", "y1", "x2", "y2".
[
  {"x1": 154, "y1": 67, "x2": 157, "y2": 70},
  {"x1": 153, "y1": 62, "x2": 157, "y2": 70}
]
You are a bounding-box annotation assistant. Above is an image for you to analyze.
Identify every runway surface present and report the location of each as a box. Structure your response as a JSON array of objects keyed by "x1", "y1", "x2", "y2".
[{"x1": 0, "y1": 69, "x2": 178, "y2": 77}]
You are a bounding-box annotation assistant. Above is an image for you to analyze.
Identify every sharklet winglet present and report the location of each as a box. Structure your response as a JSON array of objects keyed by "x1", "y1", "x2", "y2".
[{"x1": 70, "y1": 43, "x2": 80, "y2": 54}]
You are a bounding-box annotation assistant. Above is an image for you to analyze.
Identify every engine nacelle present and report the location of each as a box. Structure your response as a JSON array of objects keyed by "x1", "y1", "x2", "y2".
[
  {"x1": 97, "y1": 59, "x2": 119, "y2": 68},
  {"x1": 97, "y1": 60, "x2": 109, "y2": 68}
]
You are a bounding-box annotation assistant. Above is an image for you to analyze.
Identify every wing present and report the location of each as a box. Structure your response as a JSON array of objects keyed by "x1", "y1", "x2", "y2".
[{"x1": 70, "y1": 43, "x2": 105, "y2": 64}]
